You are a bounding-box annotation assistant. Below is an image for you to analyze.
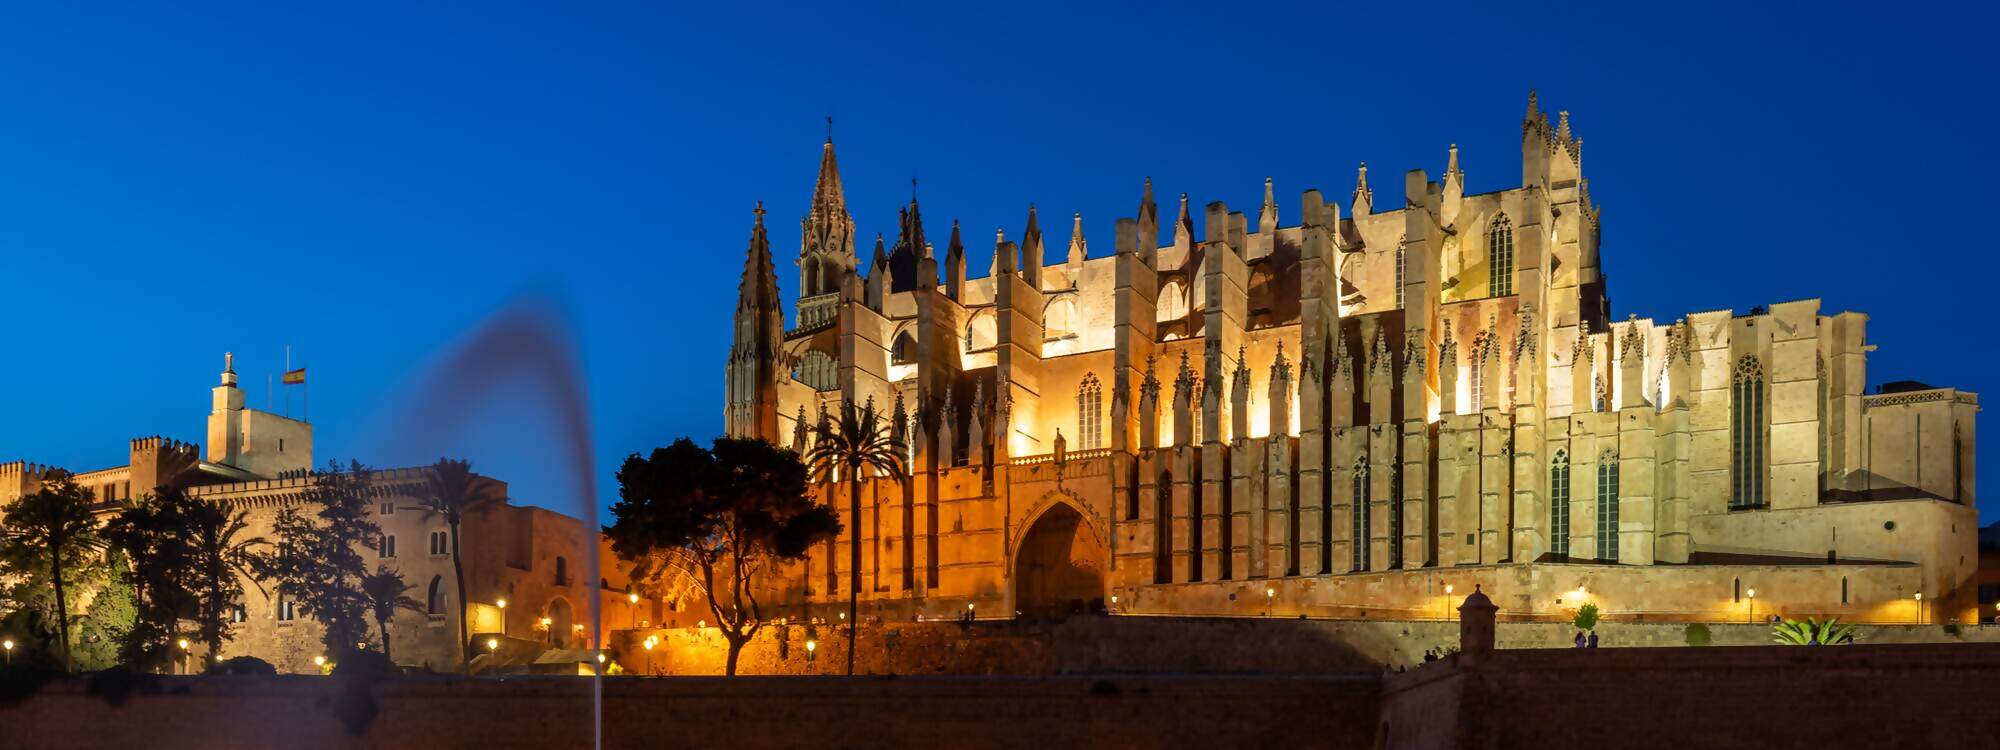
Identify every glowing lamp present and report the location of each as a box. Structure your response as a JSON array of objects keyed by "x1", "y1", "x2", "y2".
[{"x1": 486, "y1": 638, "x2": 499, "y2": 652}]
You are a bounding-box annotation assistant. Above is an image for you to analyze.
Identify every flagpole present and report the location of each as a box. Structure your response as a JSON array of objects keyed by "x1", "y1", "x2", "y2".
[{"x1": 284, "y1": 345, "x2": 292, "y2": 418}]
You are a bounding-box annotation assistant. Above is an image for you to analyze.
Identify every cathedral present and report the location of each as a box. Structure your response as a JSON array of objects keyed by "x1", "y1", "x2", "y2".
[{"x1": 725, "y1": 93, "x2": 1981, "y2": 626}]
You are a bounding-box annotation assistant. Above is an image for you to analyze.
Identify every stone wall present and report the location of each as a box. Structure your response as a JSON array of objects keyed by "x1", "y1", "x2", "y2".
[
  {"x1": 1381, "y1": 643, "x2": 2000, "y2": 749},
  {"x1": 0, "y1": 673, "x2": 1383, "y2": 750},
  {"x1": 607, "y1": 614, "x2": 2000, "y2": 676}
]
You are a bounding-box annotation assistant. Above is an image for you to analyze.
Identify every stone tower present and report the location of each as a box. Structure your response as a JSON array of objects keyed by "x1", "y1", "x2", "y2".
[{"x1": 726, "y1": 203, "x2": 786, "y2": 441}]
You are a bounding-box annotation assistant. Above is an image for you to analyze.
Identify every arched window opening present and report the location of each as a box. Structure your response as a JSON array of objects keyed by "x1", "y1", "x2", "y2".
[
  {"x1": 1157, "y1": 279, "x2": 1189, "y2": 323},
  {"x1": 555, "y1": 556, "x2": 570, "y2": 586},
  {"x1": 793, "y1": 350, "x2": 839, "y2": 392},
  {"x1": 427, "y1": 576, "x2": 445, "y2": 615},
  {"x1": 1044, "y1": 298, "x2": 1077, "y2": 339},
  {"x1": 1732, "y1": 356, "x2": 1767, "y2": 509},
  {"x1": 892, "y1": 332, "x2": 918, "y2": 365},
  {"x1": 1733, "y1": 577, "x2": 1742, "y2": 603},
  {"x1": 1394, "y1": 245, "x2": 1407, "y2": 309},
  {"x1": 1487, "y1": 214, "x2": 1515, "y2": 296},
  {"x1": 1350, "y1": 461, "x2": 1370, "y2": 572},
  {"x1": 1549, "y1": 450, "x2": 1571, "y2": 556},
  {"x1": 1596, "y1": 454, "x2": 1620, "y2": 561},
  {"x1": 1388, "y1": 465, "x2": 1404, "y2": 569},
  {"x1": 1077, "y1": 373, "x2": 1104, "y2": 450},
  {"x1": 964, "y1": 311, "x2": 997, "y2": 352}
]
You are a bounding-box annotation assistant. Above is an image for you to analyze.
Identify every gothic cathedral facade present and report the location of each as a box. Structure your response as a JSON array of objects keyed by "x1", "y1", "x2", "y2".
[{"x1": 724, "y1": 94, "x2": 1980, "y2": 625}]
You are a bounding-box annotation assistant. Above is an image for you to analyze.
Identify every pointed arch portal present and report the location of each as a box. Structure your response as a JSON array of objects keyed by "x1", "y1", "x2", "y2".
[{"x1": 1012, "y1": 502, "x2": 1106, "y2": 619}]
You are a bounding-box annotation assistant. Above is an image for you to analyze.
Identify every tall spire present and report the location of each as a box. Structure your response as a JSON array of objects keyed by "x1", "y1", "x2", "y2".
[
  {"x1": 727, "y1": 202, "x2": 785, "y2": 441},
  {"x1": 888, "y1": 182, "x2": 928, "y2": 292},
  {"x1": 1138, "y1": 176, "x2": 1157, "y2": 227},
  {"x1": 944, "y1": 218, "x2": 966, "y2": 300},
  {"x1": 799, "y1": 134, "x2": 857, "y2": 308},
  {"x1": 1022, "y1": 203, "x2": 1044, "y2": 283},
  {"x1": 1067, "y1": 212, "x2": 1087, "y2": 263},
  {"x1": 1258, "y1": 176, "x2": 1279, "y2": 234},
  {"x1": 1351, "y1": 162, "x2": 1373, "y2": 217},
  {"x1": 1446, "y1": 144, "x2": 1463, "y2": 182},
  {"x1": 1173, "y1": 192, "x2": 1194, "y2": 247}
]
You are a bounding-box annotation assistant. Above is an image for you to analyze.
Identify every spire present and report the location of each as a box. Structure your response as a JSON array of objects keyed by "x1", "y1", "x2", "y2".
[
  {"x1": 1557, "y1": 110, "x2": 1572, "y2": 142},
  {"x1": 1021, "y1": 204, "x2": 1044, "y2": 283},
  {"x1": 1138, "y1": 176, "x2": 1157, "y2": 227},
  {"x1": 944, "y1": 218, "x2": 966, "y2": 300},
  {"x1": 1446, "y1": 144, "x2": 1463, "y2": 182},
  {"x1": 1351, "y1": 162, "x2": 1373, "y2": 217},
  {"x1": 991, "y1": 227, "x2": 1007, "y2": 276},
  {"x1": 800, "y1": 134, "x2": 857, "y2": 308},
  {"x1": 888, "y1": 186, "x2": 928, "y2": 292},
  {"x1": 1258, "y1": 176, "x2": 1279, "y2": 234},
  {"x1": 1067, "y1": 212, "x2": 1087, "y2": 264},
  {"x1": 1173, "y1": 192, "x2": 1194, "y2": 247},
  {"x1": 871, "y1": 233, "x2": 887, "y2": 270},
  {"x1": 727, "y1": 201, "x2": 786, "y2": 441},
  {"x1": 1525, "y1": 90, "x2": 1540, "y2": 121},
  {"x1": 737, "y1": 201, "x2": 781, "y2": 314}
]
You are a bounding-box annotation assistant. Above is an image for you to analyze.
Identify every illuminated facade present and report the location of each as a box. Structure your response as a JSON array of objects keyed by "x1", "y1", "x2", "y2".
[{"x1": 729, "y1": 93, "x2": 1980, "y2": 625}]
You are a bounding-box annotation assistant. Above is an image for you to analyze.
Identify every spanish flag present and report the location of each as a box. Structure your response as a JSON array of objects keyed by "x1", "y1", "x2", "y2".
[{"x1": 282, "y1": 367, "x2": 307, "y2": 385}]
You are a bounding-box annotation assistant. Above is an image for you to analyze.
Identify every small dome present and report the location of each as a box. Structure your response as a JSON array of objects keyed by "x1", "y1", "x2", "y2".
[{"x1": 1457, "y1": 584, "x2": 1498, "y2": 613}]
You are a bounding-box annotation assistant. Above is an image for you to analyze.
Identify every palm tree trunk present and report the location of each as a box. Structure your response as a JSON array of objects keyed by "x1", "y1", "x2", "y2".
[
  {"x1": 450, "y1": 519, "x2": 470, "y2": 672},
  {"x1": 379, "y1": 615, "x2": 394, "y2": 663},
  {"x1": 50, "y1": 551, "x2": 71, "y2": 672},
  {"x1": 847, "y1": 472, "x2": 860, "y2": 677}
]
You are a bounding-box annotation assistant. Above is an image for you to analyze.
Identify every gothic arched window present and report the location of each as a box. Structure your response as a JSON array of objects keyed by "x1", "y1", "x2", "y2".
[
  {"x1": 427, "y1": 575, "x2": 446, "y2": 614},
  {"x1": 1157, "y1": 279, "x2": 1189, "y2": 323},
  {"x1": 1394, "y1": 244, "x2": 1407, "y2": 309},
  {"x1": 1731, "y1": 355, "x2": 1767, "y2": 509},
  {"x1": 964, "y1": 311, "x2": 997, "y2": 352},
  {"x1": 1550, "y1": 450, "x2": 1571, "y2": 556},
  {"x1": 1350, "y1": 460, "x2": 1371, "y2": 572},
  {"x1": 1596, "y1": 453, "x2": 1620, "y2": 561},
  {"x1": 792, "y1": 350, "x2": 838, "y2": 392},
  {"x1": 892, "y1": 332, "x2": 917, "y2": 365},
  {"x1": 1488, "y1": 214, "x2": 1515, "y2": 296},
  {"x1": 1077, "y1": 373, "x2": 1104, "y2": 450},
  {"x1": 1468, "y1": 346, "x2": 1485, "y2": 413},
  {"x1": 1387, "y1": 465, "x2": 1404, "y2": 569}
]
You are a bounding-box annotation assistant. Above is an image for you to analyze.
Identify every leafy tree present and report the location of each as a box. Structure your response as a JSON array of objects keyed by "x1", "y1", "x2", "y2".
[
  {"x1": 256, "y1": 461, "x2": 382, "y2": 661},
  {"x1": 804, "y1": 400, "x2": 905, "y2": 676},
  {"x1": 183, "y1": 497, "x2": 268, "y2": 666},
  {"x1": 0, "y1": 472, "x2": 107, "y2": 671},
  {"x1": 360, "y1": 567, "x2": 423, "y2": 664},
  {"x1": 406, "y1": 459, "x2": 502, "y2": 671},
  {"x1": 1572, "y1": 603, "x2": 1601, "y2": 632},
  {"x1": 1771, "y1": 617, "x2": 1856, "y2": 646},
  {"x1": 610, "y1": 437, "x2": 840, "y2": 675},
  {"x1": 103, "y1": 494, "x2": 197, "y2": 671}
]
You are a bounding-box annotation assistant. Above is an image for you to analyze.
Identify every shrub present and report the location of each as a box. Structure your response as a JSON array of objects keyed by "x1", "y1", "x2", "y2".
[
  {"x1": 1771, "y1": 617, "x2": 1856, "y2": 645},
  {"x1": 1572, "y1": 603, "x2": 1601, "y2": 632},
  {"x1": 1683, "y1": 623, "x2": 1712, "y2": 647}
]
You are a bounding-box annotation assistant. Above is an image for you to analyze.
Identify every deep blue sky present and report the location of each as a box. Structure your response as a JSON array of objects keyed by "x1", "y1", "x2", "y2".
[{"x1": 1, "y1": 2, "x2": 1993, "y2": 523}]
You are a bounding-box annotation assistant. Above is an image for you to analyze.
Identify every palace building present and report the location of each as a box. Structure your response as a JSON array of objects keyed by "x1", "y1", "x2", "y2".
[
  {"x1": 0, "y1": 355, "x2": 649, "y2": 673},
  {"x1": 725, "y1": 93, "x2": 1982, "y2": 625}
]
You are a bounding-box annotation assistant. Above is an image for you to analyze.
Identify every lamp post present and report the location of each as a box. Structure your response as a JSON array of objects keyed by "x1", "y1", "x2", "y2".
[
  {"x1": 1915, "y1": 592, "x2": 1924, "y2": 625},
  {"x1": 1265, "y1": 587, "x2": 1276, "y2": 617},
  {"x1": 496, "y1": 598, "x2": 508, "y2": 638},
  {"x1": 1745, "y1": 588, "x2": 1756, "y2": 624},
  {"x1": 312, "y1": 655, "x2": 327, "y2": 673},
  {"x1": 628, "y1": 591, "x2": 640, "y2": 629},
  {"x1": 805, "y1": 639, "x2": 817, "y2": 662},
  {"x1": 2, "y1": 638, "x2": 12, "y2": 665},
  {"x1": 1442, "y1": 584, "x2": 1454, "y2": 621},
  {"x1": 177, "y1": 638, "x2": 190, "y2": 675}
]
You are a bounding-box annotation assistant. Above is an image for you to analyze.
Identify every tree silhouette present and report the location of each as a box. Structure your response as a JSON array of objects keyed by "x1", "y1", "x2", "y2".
[
  {"x1": 257, "y1": 461, "x2": 382, "y2": 661},
  {"x1": 0, "y1": 472, "x2": 106, "y2": 671},
  {"x1": 183, "y1": 496, "x2": 267, "y2": 666},
  {"x1": 804, "y1": 399, "x2": 905, "y2": 675},
  {"x1": 407, "y1": 459, "x2": 503, "y2": 672},
  {"x1": 609, "y1": 437, "x2": 839, "y2": 675},
  {"x1": 360, "y1": 567, "x2": 424, "y2": 663}
]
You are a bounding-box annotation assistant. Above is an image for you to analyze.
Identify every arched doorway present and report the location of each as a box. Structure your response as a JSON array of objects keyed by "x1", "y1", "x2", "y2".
[
  {"x1": 548, "y1": 598, "x2": 574, "y2": 647},
  {"x1": 1013, "y1": 502, "x2": 1106, "y2": 619}
]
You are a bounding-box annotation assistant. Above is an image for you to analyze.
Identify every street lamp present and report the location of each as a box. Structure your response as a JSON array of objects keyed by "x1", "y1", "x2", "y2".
[
  {"x1": 486, "y1": 637, "x2": 499, "y2": 653},
  {"x1": 2, "y1": 638, "x2": 12, "y2": 665},
  {"x1": 1265, "y1": 587, "x2": 1276, "y2": 617},
  {"x1": 496, "y1": 599, "x2": 508, "y2": 638},
  {"x1": 1915, "y1": 592, "x2": 1924, "y2": 625},
  {"x1": 805, "y1": 639, "x2": 817, "y2": 662},
  {"x1": 1442, "y1": 584, "x2": 1454, "y2": 621},
  {"x1": 177, "y1": 638, "x2": 190, "y2": 675},
  {"x1": 628, "y1": 591, "x2": 640, "y2": 629},
  {"x1": 1746, "y1": 588, "x2": 1756, "y2": 624},
  {"x1": 312, "y1": 655, "x2": 327, "y2": 672}
]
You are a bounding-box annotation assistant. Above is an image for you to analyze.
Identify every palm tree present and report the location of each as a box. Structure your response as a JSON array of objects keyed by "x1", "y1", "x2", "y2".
[
  {"x1": 1772, "y1": 616, "x2": 1858, "y2": 646},
  {"x1": 408, "y1": 458, "x2": 501, "y2": 671},
  {"x1": 0, "y1": 472, "x2": 105, "y2": 671},
  {"x1": 361, "y1": 567, "x2": 424, "y2": 663},
  {"x1": 804, "y1": 398, "x2": 906, "y2": 676},
  {"x1": 183, "y1": 496, "x2": 268, "y2": 666}
]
